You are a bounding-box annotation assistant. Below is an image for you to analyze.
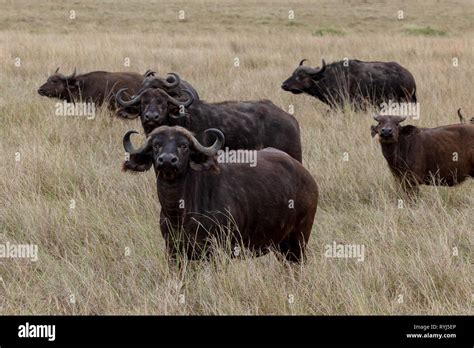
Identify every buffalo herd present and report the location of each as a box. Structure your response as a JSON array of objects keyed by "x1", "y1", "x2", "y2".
[{"x1": 37, "y1": 58, "x2": 474, "y2": 263}]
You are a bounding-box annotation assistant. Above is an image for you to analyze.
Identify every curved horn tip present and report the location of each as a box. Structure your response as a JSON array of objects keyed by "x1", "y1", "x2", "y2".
[
  {"x1": 123, "y1": 130, "x2": 141, "y2": 154},
  {"x1": 163, "y1": 72, "x2": 181, "y2": 88},
  {"x1": 299, "y1": 59, "x2": 307, "y2": 66},
  {"x1": 166, "y1": 72, "x2": 180, "y2": 82},
  {"x1": 205, "y1": 128, "x2": 224, "y2": 137},
  {"x1": 55, "y1": 67, "x2": 60, "y2": 73},
  {"x1": 167, "y1": 88, "x2": 194, "y2": 108},
  {"x1": 116, "y1": 87, "x2": 145, "y2": 107},
  {"x1": 205, "y1": 128, "x2": 225, "y2": 147},
  {"x1": 125, "y1": 130, "x2": 140, "y2": 136}
]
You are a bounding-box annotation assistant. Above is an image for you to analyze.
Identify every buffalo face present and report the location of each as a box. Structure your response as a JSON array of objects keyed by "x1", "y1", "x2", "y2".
[
  {"x1": 140, "y1": 89, "x2": 174, "y2": 131},
  {"x1": 116, "y1": 85, "x2": 194, "y2": 134},
  {"x1": 38, "y1": 68, "x2": 78, "y2": 99},
  {"x1": 122, "y1": 126, "x2": 224, "y2": 181},
  {"x1": 281, "y1": 59, "x2": 326, "y2": 94},
  {"x1": 371, "y1": 115, "x2": 407, "y2": 143}
]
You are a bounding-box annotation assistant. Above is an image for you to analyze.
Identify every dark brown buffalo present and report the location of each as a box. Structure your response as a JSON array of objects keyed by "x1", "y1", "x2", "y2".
[
  {"x1": 116, "y1": 75, "x2": 302, "y2": 162},
  {"x1": 37, "y1": 68, "x2": 145, "y2": 109},
  {"x1": 282, "y1": 59, "x2": 417, "y2": 110},
  {"x1": 371, "y1": 115, "x2": 474, "y2": 192},
  {"x1": 114, "y1": 72, "x2": 199, "y2": 119},
  {"x1": 122, "y1": 126, "x2": 318, "y2": 262}
]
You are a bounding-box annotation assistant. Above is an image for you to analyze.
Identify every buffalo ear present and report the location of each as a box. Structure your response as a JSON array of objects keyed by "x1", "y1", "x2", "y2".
[
  {"x1": 123, "y1": 153, "x2": 153, "y2": 172},
  {"x1": 189, "y1": 153, "x2": 219, "y2": 173},
  {"x1": 371, "y1": 125, "x2": 378, "y2": 138}
]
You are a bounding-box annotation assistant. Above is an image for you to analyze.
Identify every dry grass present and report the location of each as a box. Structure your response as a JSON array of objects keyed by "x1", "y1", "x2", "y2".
[{"x1": 0, "y1": 0, "x2": 472, "y2": 315}]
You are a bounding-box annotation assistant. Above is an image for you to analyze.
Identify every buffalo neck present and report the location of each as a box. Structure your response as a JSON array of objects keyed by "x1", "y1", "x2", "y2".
[
  {"x1": 156, "y1": 175, "x2": 186, "y2": 223},
  {"x1": 379, "y1": 135, "x2": 413, "y2": 175},
  {"x1": 156, "y1": 169, "x2": 214, "y2": 225},
  {"x1": 178, "y1": 102, "x2": 214, "y2": 133}
]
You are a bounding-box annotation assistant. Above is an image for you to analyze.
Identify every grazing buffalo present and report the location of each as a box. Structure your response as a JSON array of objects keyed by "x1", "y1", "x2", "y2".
[
  {"x1": 122, "y1": 126, "x2": 318, "y2": 262},
  {"x1": 114, "y1": 72, "x2": 199, "y2": 119},
  {"x1": 38, "y1": 68, "x2": 145, "y2": 109},
  {"x1": 282, "y1": 59, "x2": 417, "y2": 110},
  {"x1": 116, "y1": 74, "x2": 302, "y2": 161},
  {"x1": 371, "y1": 115, "x2": 474, "y2": 192}
]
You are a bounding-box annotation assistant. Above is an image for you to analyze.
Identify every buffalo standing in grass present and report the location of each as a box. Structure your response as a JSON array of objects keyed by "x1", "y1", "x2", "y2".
[
  {"x1": 282, "y1": 59, "x2": 417, "y2": 110},
  {"x1": 38, "y1": 68, "x2": 145, "y2": 110},
  {"x1": 116, "y1": 74, "x2": 302, "y2": 161},
  {"x1": 371, "y1": 115, "x2": 474, "y2": 192},
  {"x1": 122, "y1": 126, "x2": 318, "y2": 262}
]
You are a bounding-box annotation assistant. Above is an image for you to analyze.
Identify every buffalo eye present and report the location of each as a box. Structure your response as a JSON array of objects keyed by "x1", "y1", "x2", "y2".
[{"x1": 178, "y1": 144, "x2": 188, "y2": 150}]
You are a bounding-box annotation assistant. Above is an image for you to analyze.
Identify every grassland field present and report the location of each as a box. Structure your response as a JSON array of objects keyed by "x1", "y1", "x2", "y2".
[{"x1": 0, "y1": 0, "x2": 472, "y2": 314}]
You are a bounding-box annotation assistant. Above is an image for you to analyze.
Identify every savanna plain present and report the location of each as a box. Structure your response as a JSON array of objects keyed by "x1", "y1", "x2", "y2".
[{"x1": 0, "y1": 0, "x2": 472, "y2": 314}]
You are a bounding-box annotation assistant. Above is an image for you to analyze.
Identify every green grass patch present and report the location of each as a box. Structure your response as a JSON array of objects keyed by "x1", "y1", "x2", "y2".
[
  {"x1": 404, "y1": 26, "x2": 447, "y2": 36},
  {"x1": 312, "y1": 27, "x2": 345, "y2": 36}
]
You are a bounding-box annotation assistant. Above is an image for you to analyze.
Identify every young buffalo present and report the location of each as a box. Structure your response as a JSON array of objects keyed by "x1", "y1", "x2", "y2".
[
  {"x1": 371, "y1": 115, "x2": 474, "y2": 192},
  {"x1": 122, "y1": 126, "x2": 318, "y2": 262}
]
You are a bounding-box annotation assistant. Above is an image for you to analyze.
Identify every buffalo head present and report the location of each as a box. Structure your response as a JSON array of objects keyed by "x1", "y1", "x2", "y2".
[
  {"x1": 281, "y1": 59, "x2": 326, "y2": 94},
  {"x1": 371, "y1": 115, "x2": 407, "y2": 143},
  {"x1": 38, "y1": 67, "x2": 78, "y2": 99},
  {"x1": 116, "y1": 86, "x2": 194, "y2": 133},
  {"x1": 122, "y1": 126, "x2": 224, "y2": 181}
]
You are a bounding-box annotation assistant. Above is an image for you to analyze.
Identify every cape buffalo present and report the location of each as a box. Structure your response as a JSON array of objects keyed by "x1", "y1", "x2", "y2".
[
  {"x1": 282, "y1": 59, "x2": 417, "y2": 110},
  {"x1": 38, "y1": 68, "x2": 145, "y2": 109},
  {"x1": 122, "y1": 126, "x2": 318, "y2": 262},
  {"x1": 116, "y1": 74, "x2": 302, "y2": 161},
  {"x1": 371, "y1": 115, "x2": 474, "y2": 192}
]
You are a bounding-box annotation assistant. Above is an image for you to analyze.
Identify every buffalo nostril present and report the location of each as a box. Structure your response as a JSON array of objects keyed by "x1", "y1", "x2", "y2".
[
  {"x1": 171, "y1": 157, "x2": 178, "y2": 164},
  {"x1": 158, "y1": 156, "x2": 164, "y2": 164}
]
